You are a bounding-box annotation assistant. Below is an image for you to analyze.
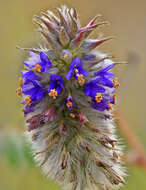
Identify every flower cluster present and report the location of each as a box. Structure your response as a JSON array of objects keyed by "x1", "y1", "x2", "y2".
[
  {"x1": 17, "y1": 5, "x2": 125, "y2": 190},
  {"x1": 18, "y1": 54, "x2": 118, "y2": 115}
]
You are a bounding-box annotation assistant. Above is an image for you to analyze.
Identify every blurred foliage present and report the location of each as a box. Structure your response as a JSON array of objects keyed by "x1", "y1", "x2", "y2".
[{"x1": 0, "y1": 0, "x2": 146, "y2": 189}]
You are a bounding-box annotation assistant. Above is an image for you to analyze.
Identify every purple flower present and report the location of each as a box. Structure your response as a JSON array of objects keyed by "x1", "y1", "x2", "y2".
[
  {"x1": 22, "y1": 80, "x2": 46, "y2": 101},
  {"x1": 24, "y1": 104, "x2": 35, "y2": 115},
  {"x1": 24, "y1": 52, "x2": 52, "y2": 72},
  {"x1": 48, "y1": 74, "x2": 64, "y2": 99},
  {"x1": 65, "y1": 95, "x2": 74, "y2": 110},
  {"x1": 94, "y1": 64, "x2": 115, "y2": 87},
  {"x1": 66, "y1": 57, "x2": 88, "y2": 80},
  {"x1": 38, "y1": 52, "x2": 53, "y2": 72},
  {"x1": 84, "y1": 79, "x2": 105, "y2": 98},
  {"x1": 84, "y1": 64, "x2": 116, "y2": 111},
  {"x1": 92, "y1": 95, "x2": 114, "y2": 111},
  {"x1": 84, "y1": 64, "x2": 116, "y2": 98},
  {"x1": 93, "y1": 64, "x2": 117, "y2": 89},
  {"x1": 94, "y1": 63, "x2": 115, "y2": 76}
]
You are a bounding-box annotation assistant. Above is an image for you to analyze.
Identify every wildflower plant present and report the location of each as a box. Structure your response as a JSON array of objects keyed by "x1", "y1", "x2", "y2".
[{"x1": 17, "y1": 5, "x2": 126, "y2": 190}]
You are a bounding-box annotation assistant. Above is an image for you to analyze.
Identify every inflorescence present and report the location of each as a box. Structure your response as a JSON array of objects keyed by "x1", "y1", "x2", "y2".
[{"x1": 17, "y1": 5, "x2": 125, "y2": 190}]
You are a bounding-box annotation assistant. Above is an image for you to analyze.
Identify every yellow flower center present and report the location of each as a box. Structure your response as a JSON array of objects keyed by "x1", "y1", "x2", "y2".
[
  {"x1": 35, "y1": 64, "x2": 42, "y2": 72},
  {"x1": 49, "y1": 89, "x2": 58, "y2": 99},
  {"x1": 74, "y1": 68, "x2": 78, "y2": 73},
  {"x1": 95, "y1": 93, "x2": 102, "y2": 103}
]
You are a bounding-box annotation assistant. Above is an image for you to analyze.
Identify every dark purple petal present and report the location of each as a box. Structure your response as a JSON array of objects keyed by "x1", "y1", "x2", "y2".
[
  {"x1": 34, "y1": 89, "x2": 45, "y2": 101},
  {"x1": 48, "y1": 74, "x2": 64, "y2": 95},
  {"x1": 92, "y1": 101, "x2": 108, "y2": 111},
  {"x1": 22, "y1": 83, "x2": 34, "y2": 93},
  {"x1": 104, "y1": 72, "x2": 115, "y2": 79},
  {"x1": 79, "y1": 68, "x2": 88, "y2": 77},
  {"x1": 48, "y1": 83, "x2": 55, "y2": 92},
  {"x1": 95, "y1": 77, "x2": 114, "y2": 88},
  {"x1": 94, "y1": 64, "x2": 115, "y2": 76},
  {"x1": 22, "y1": 70, "x2": 41, "y2": 81},
  {"x1": 70, "y1": 57, "x2": 82, "y2": 69},
  {"x1": 66, "y1": 70, "x2": 73, "y2": 80},
  {"x1": 84, "y1": 81, "x2": 105, "y2": 98},
  {"x1": 24, "y1": 104, "x2": 35, "y2": 115},
  {"x1": 50, "y1": 74, "x2": 62, "y2": 82},
  {"x1": 40, "y1": 52, "x2": 50, "y2": 62},
  {"x1": 67, "y1": 57, "x2": 88, "y2": 81},
  {"x1": 83, "y1": 55, "x2": 96, "y2": 61},
  {"x1": 56, "y1": 86, "x2": 62, "y2": 94}
]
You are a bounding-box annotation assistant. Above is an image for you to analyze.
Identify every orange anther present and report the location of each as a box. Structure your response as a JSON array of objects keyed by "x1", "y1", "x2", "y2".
[
  {"x1": 66, "y1": 100, "x2": 73, "y2": 108},
  {"x1": 70, "y1": 113, "x2": 75, "y2": 118},
  {"x1": 113, "y1": 77, "x2": 120, "y2": 88},
  {"x1": 77, "y1": 74, "x2": 85, "y2": 85},
  {"x1": 25, "y1": 96, "x2": 31, "y2": 106},
  {"x1": 95, "y1": 93, "x2": 102, "y2": 103},
  {"x1": 35, "y1": 64, "x2": 42, "y2": 72},
  {"x1": 107, "y1": 101, "x2": 112, "y2": 110},
  {"x1": 19, "y1": 77, "x2": 23, "y2": 87},
  {"x1": 113, "y1": 95, "x2": 116, "y2": 105},
  {"x1": 49, "y1": 89, "x2": 58, "y2": 99},
  {"x1": 16, "y1": 87, "x2": 22, "y2": 96}
]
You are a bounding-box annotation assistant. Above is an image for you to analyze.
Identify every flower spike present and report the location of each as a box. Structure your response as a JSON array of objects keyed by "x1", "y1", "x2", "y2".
[{"x1": 17, "y1": 5, "x2": 126, "y2": 190}]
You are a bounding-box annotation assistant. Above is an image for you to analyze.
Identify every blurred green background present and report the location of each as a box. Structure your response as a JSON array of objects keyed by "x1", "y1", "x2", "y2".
[{"x1": 0, "y1": 0, "x2": 146, "y2": 189}]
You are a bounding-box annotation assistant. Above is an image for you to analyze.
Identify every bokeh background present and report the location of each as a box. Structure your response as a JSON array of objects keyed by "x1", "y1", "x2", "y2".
[{"x1": 0, "y1": 0, "x2": 146, "y2": 189}]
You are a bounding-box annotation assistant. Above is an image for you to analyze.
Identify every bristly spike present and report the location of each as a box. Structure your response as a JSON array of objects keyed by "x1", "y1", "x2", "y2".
[
  {"x1": 87, "y1": 14, "x2": 102, "y2": 26},
  {"x1": 70, "y1": 7, "x2": 78, "y2": 20},
  {"x1": 77, "y1": 21, "x2": 110, "y2": 41},
  {"x1": 33, "y1": 17, "x2": 44, "y2": 30},
  {"x1": 56, "y1": 8, "x2": 68, "y2": 31},
  {"x1": 46, "y1": 10, "x2": 60, "y2": 25},
  {"x1": 81, "y1": 36, "x2": 114, "y2": 51},
  {"x1": 59, "y1": 26, "x2": 70, "y2": 46},
  {"x1": 34, "y1": 15, "x2": 59, "y2": 34},
  {"x1": 17, "y1": 5, "x2": 126, "y2": 190},
  {"x1": 70, "y1": 30, "x2": 90, "y2": 47},
  {"x1": 68, "y1": 9, "x2": 79, "y2": 37},
  {"x1": 16, "y1": 46, "x2": 43, "y2": 53},
  {"x1": 79, "y1": 21, "x2": 109, "y2": 32},
  {"x1": 89, "y1": 55, "x2": 113, "y2": 68}
]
